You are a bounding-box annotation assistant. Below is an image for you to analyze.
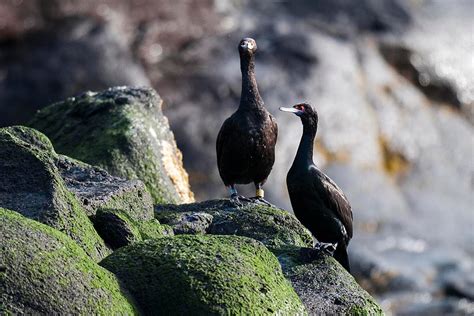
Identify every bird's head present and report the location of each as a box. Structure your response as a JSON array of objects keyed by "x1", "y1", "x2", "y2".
[
  {"x1": 280, "y1": 103, "x2": 319, "y2": 130},
  {"x1": 238, "y1": 38, "x2": 257, "y2": 56}
]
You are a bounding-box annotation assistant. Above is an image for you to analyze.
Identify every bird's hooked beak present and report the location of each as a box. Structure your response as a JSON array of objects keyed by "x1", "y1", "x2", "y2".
[{"x1": 279, "y1": 106, "x2": 304, "y2": 116}]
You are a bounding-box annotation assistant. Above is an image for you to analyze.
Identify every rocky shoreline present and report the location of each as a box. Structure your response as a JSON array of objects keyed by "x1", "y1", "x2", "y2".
[{"x1": 1, "y1": 87, "x2": 382, "y2": 315}]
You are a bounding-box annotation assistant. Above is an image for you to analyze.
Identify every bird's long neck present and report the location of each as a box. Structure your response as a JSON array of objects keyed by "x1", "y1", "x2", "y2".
[
  {"x1": 239, "y1": 53, "x2": 264, "y2": 110},
  {"x1": 293, "y1": 123, "x2": 317, "y2": 167}
]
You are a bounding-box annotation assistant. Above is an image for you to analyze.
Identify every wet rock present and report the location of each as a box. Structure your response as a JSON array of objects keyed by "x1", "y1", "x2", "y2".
[
  {"x1": 399, "y1": 0, "x2": 474, "y2": 122},
  {"x1": 0, "y1": 126, "x2": 109, "y2": 261},
  {"x1": 278, "y1": 0, "x2": 411, "y2": 35},
  {"x1": 30, "y1": 86, "x2": 194, "y2": 204},
  {"x1": 155, "y1": 199, "x2": 313, "y2": 248},
  {"x1": 100, "y1": 235, "x2": 305, "y2": 315},
  {"x1": 0, "y1": 208, "x2": 137, "y2": 314},
  {"x1": 441, "y1": 266, "x2": 474, "y2": 301},
  {"x1": 396, "y1": 298, "x2": 474, "y2": 316},
  {"x1": 0, "y1": 16, "x2": 150, "y2": 127},
  {"x1": 274, "y1": 246, "x2": 384, "y2": 315},
  {"x1": 349, "y1": 244, "x2": 423, "y2": 295},
  {"x1": 379, "y1": 43, "x2": 462, "y2": 109},
  {"x1": 93, "y1": 208, "x2": 173, "y2": 250}
]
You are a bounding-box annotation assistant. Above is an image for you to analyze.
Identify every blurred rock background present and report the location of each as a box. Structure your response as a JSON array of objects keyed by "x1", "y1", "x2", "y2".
[{"x1": 0, "y1": 0, "x2": 473, "y2": 314}]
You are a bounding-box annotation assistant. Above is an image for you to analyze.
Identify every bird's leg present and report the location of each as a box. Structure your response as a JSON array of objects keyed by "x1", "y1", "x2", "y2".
[
  {"x1": 315, "y1": 242, "x2": 338, "y2": 256},
  {"x1": 227, "y1": 185, "x2": 251, "y2": 207},
  {"x1": 251, "y1": 183, "x2": 273, "y2": 206}
]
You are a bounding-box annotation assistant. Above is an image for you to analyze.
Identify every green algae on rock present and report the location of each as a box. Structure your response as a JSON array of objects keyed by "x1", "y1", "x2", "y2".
[
  {"x1": 155, "y1": 199, "x2": 314, "y2": 248},
  {"x1": 137, "y1": 218, "x2": 174, "y2": 240},
  {"x1": 0, "y1": 208, "x2": 137, "y2": 315},
  {"x1": 100, "y1": 235, "x2": 306, "y2": 315},
  {"x1": 30, "y1": 86, "x2": 194, "y2": 204},
  {"x1": 0, "y1": 126, "x2": 110, "y2": 261},
  {"x1": 93, "y1": 208, "x2": 173, "y2": 250},
  {"x1": 274, "y1": 246, "x2": 384, "y2": 315}
]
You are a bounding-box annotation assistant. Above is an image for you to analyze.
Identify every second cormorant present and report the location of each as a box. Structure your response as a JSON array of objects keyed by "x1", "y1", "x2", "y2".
[
  {"x1": 280, "y1": 103, "x2": 353, "y2": 272},
  {"x1": 216, "y1": 38, "x2": 278, "y2": 205}
]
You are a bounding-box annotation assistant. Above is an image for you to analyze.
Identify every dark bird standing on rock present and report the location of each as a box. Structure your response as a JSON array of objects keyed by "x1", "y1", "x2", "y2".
[
  {"x1": 216, "y1": 38, "x2": 278, "y2": 205},
  {"x1": 280, "y1": 103, "x2": 353, "y2": 272}
]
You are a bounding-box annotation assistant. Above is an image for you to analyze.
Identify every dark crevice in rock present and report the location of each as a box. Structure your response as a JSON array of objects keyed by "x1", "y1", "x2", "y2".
[
  {"x1": 92, "y1": 210, "x2": 138, "y2": 250},
  {"x1": 379, "y1": 43, "x2": 462, "y2": 110}
]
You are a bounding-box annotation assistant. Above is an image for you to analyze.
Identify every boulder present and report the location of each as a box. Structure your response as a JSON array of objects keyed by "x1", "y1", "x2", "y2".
[
  {"x1": 275, "y1": 247, "x2": 384, "y2": 315},
  {"x1": 0, "y1": 208, "x2": 137, "y2": 315},
  {"x1": 30, "y1": 86, "x2": 194, "y2": 204},
  {"x1": 93, "y1": 208, "x2": 173, "y2": 250},
  {"x1": 155, "y1": 199, "x2": 313, "y2": 248},
  {"x1": 100, "y1": 235, "x2": 305, "y2": 315},
  {"x1": 0, "y1": 126, "x2": 109, "y2": 261}
]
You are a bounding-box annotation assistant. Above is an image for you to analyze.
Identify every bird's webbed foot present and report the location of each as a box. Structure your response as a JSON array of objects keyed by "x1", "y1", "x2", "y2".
[
  {"x1": 251, "y1": 197, "x2": 274, "y2": 207},
  {"x1": 315, "y1": 242, "x2": 338, "y2": 256},
  {"x1": 251, "y1": 187, "x2": 274, "y2": 207},
  {"x1": 230, "y1": 194, "x2": 252, "y2": 207},
  {"x1": 299, "y1": 242, "x2": 338, "y2": 263}
]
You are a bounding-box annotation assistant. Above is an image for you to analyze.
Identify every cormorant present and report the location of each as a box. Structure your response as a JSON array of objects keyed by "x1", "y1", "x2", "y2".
[
  {"x1": 280, "y1": 103, "x2": 353, "y2": 272},
  {"x1": 216, "y1": 38, "x2": 278, "y2": 205}
]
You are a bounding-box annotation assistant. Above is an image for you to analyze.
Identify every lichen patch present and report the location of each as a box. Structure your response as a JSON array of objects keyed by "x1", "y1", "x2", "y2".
[{"x1": 161, "y1": 140, "x2": 194, "y2": 203}]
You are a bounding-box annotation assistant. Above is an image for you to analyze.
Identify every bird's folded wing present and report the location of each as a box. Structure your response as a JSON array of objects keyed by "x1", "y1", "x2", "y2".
[{"x1": 317, "y1": 171, "x2": 353, "y2": 240}]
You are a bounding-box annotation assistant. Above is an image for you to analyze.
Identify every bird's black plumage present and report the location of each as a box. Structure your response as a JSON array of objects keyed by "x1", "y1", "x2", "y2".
[
  {"x1": 280, "y1": 103, "x2": 353, "y2": 272},
  {"x1": 216, "y1": 38, "x2": 278, "y2": 201}
]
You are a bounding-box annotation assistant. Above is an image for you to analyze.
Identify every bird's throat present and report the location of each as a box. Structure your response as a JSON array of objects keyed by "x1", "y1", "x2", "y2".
[
  {"x1": 294, "y1": 131, "x2": 316, "y2": 167},
  {"x1": 240, "y1": 54, "x2": 263, "y2": 109}
]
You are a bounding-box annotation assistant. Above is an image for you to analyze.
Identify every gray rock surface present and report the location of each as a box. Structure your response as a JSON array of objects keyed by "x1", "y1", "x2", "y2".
[
  {"x1": 58, "y1": 154, "x2": 154, "y2": 221},
  {"x1": 156, "y1": 211, "x2": 214, "y2": 235}
]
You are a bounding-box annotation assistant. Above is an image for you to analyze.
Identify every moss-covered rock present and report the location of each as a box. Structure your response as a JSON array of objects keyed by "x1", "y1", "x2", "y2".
[
  {"x1": 155, "y1": 199, "x2": 313, "y2": 248},
  {"x1": 0, "y1": 208, "x2": 137, "y2": 314},
  {"x1": 30, "y1": 86, "x2": 194, "y2": 204},
  {"x1": 100, "y1": 235, "x2": 306, "y2": 315},
  {"x1": 0, "y1": 126, "x2": 109, "y2": 261},
  {"x1": 93, "y1": 208, "x2": 173, "y2": 250},
  {"x1": 274, "y1": 246, "x2": 384, "y2": 315}
]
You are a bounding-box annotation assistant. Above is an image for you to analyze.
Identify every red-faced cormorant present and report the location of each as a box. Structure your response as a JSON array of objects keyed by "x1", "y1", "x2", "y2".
[
  {"x1": 216, "y1": 38, "x2": 278, "y2": 205},
  {"x1": 280, "y1": 103, "x2": 353, "y2": 272}
]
